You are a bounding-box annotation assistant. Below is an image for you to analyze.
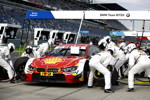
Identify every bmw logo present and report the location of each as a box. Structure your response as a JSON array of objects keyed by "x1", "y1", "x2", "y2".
[{"x1": 126, "y1": 13, "x2": 130, "y2": 17}]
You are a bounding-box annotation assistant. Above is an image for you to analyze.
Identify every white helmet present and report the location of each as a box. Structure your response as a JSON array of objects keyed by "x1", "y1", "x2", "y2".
[
  {"x1": 126, "y1": 43, "x2": 136, "y2": 53},
  {"x1": 104, "y1": 36, "x2": 111, "y2": 44},
  {"x1": 48, "y1": 39, "x2": 54, "y2": 45},
  {"x1": 98, "y1": 39, "x2": 107, "y2": 50},
  {"x1": 8, "y1": 43, "x2": 15, "y2": 53},
  {"x1": 25, "y1": 45, "x2": 33, "y2": 54},
  {"x1": 119, "y1": 42, "x2": 126, "y2": 50}
]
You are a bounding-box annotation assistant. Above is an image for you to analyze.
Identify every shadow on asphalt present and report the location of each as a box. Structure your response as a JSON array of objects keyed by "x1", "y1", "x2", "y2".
[{"x1": 23, "y1": 82, "x2": 87, "y2": 88}]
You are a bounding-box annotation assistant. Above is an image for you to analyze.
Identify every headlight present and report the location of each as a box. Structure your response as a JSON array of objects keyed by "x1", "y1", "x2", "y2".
[
  {"x1": 62, "y1": 66, "x2": 77, "y2": 72},
  {"x1": 28, "y1": 65, "x2": 36, "y2": 71}
]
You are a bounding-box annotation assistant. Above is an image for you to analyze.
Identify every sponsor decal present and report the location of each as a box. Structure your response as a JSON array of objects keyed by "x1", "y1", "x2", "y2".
[{"x1": 43, "y1": 58, "x2": 62, "y2": 64}]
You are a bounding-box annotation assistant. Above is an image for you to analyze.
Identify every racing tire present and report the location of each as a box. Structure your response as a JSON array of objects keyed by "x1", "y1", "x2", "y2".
[
  {"x1": 14, "y1": 57, "x2": 29, "y2": 79},
  {"x1": 0, "y1": 66, "x2": 9, "y2": 81},
  {"x1": 83, "y1": 60, "x2": 90, "y2": 83},
  {"x1": 94, "y1": 65, "x2": 119, "y2": 87}
]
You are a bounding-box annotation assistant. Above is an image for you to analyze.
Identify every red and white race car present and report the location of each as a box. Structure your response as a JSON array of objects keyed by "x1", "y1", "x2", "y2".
[{"x1": 14, "y1": 44, "x2": 100, "y2": 83}]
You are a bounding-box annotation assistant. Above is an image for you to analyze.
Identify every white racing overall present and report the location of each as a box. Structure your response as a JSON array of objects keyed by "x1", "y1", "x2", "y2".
[
  {"x1": 88, "y1": 51, "x2": 114, "y2": 89},
  {"x1": 0, "y1": 45, "x2": 15, "y2": 80},
  {"x1": 128, "y1": 49, "x2": 150, "y2": 88}
]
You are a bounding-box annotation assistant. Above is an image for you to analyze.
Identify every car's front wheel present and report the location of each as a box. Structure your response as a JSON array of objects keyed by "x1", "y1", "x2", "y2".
[
  {"x1": 83, "y1": 60, "x2": 90, "y2": 83},
  {"x1": 14, "y1": 57, "x2": 29, "y2": 79},
  {"x1": 0, "y1": 66, "x2": 8, "y2": 81}
]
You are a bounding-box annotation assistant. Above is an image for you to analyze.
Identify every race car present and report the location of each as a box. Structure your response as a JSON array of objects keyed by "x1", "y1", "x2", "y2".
[{"x1": 14, "y1": 44, "x2": 100, "y2": 83}]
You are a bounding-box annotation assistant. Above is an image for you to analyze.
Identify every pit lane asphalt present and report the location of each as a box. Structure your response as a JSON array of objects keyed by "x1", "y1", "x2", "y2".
[
  {"x1": 0, "y1": 52, "x2": 149, "y2": 100},
  {"x1": 0, "y1": 82, "x2": 150, "y2": 100}
]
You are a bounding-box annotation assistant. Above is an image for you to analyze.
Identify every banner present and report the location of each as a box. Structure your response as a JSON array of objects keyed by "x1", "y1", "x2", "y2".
[
  {"x1": 110, "y1": 31, "x2": 150, "y2": 36},
  {"x1": 26, "y1": 11, "x2": 84, "y2": 19},
  {"x1": 26, "y1": 11, "x2": 55, "y2": 19},
  {"x1": 26, "y1": 11, "x2": 150, "y2": 20}
]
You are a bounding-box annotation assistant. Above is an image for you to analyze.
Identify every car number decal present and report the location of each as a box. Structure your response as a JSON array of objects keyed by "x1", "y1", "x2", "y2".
[{"x1": 40, "y1": 72, "x2": 53, "y2": 76}]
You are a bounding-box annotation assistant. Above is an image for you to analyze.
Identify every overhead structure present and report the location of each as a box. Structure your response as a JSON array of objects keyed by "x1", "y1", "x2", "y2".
[
  {"x1": 110, "y1": 31, "x2": 150, "y2": 37},
  {"x1": 26, "y1": 11, "x2": 150, "y2": 20},
  {"x1": 34, "y1": 28, "x2": 78, "y2": 46},
  {"x1": 26, "y1": 11, "x2": 150, "y2": 45},
  {"x1": 110, "y1": 31, "x2": 150, "y2": 40},
  {"x1": 0, "y1": 23, "x2": 21, "y2": 47}
]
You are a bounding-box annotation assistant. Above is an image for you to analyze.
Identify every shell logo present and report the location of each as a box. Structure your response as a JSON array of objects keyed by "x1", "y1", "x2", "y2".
[{"x1": 43, "y1": 58, "x2": 62, "y2": 64}]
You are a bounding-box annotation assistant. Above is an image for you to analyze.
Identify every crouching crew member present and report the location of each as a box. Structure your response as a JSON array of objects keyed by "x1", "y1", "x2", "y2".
[
  {"x1": 126, "y1": 43, "x2": 150, "y2": 92},
  {"x1": 88, "y1": 41, "x2": 115, "y2": 93},
  {"x1": 0, "y1": 43, "x2": 16, "y2": 83}
]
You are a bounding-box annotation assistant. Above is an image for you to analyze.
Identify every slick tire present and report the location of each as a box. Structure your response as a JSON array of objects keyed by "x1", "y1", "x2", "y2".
[
  {"x1": 94, "y1": 66, "x2": 119, "y2": 87},
  {"x1": 0, "y1": 66, "x2": 8, "y2": 80},
  {"x1": 83, "y1": 60, "x2": 90, "y2": 83},
  {"x1": 14, "y1": 57, "x2": 29, "y2": 79}
]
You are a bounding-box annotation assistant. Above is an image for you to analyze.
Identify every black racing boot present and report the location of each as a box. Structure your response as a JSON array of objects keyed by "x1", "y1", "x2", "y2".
[
  {"x1": 87, "y1": 86, "x2": 93, "y2": 88},
  {"x1": 148, "y1": 77, "x2": 150, "y2": 83},
  {"x1": 104, "y1": 89, "x2": 114, "y2": 93},
  {"x1": 10, "y1": 78, "x2": 16, "y2": 83},
  {"x1": 126, "y1": 88, "x2": 134, "y2": 92}
]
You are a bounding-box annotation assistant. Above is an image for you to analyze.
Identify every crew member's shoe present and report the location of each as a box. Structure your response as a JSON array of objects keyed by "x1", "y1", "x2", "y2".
[
  {"x1": 10, "y1": 78, "x2": 16, "y2": 83},
  {"x1": 148, "y1": 77, "x2": 150, "y2": 83},
  {"x1": 104, "y1": 89, "x2": 114, "y2": 93},
  {"x1": 87, "y1": 86, "x2": 93, "y2": 88},
  {"x1": 126, "y1": 88, "x2": 134, "y2": 92}
]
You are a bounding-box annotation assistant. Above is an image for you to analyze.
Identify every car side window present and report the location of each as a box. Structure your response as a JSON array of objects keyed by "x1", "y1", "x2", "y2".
[{"x1": 88, "y1": 46, "x2": 100, "y2": 57}]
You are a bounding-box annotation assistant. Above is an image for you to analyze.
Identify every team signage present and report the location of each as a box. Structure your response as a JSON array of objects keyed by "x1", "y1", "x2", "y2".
[
  {"x1": 110, "y1": 31, "x2": 150, "y2": 36},
  {"x1": 26, "y1": 11, "x2": 55, "y2": 19},
  {"x1": 26, "y1": 11, "x2": 150, "y2": 20},
  {"x1": 85, "y1": 11, "x2": 150, "y2": 20},
  {"x1": 26, "y1": 11, "x2": 84, "y2": 19},
  {"x1": 80, "y1": 30, "x2": 90, "y2": 34}
]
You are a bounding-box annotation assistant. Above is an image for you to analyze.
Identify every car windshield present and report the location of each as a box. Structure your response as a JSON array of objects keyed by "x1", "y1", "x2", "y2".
[{"x1": 48, "y1": 47, "x2": 86, "y2": 57}]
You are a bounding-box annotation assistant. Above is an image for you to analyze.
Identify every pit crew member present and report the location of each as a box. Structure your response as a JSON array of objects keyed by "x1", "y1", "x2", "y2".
[
  {"x1": 0, "y1": 43, "x2": 16, "y2": 83},
  {"x1": 88, "y1": 41, "x2": 115, "y2": 93},
  {"x1": 126, "y1": 43, "x2": 150, "y2": 92},
  {"x1": 103, "y1": 36, "x2": 126, "y2": 78},
  {"x1": 36, "y1": 39, "x2": 54, "y2": 57},
  {"x1": 22, "y1": 45, "x2": 40, "y2": 58}
]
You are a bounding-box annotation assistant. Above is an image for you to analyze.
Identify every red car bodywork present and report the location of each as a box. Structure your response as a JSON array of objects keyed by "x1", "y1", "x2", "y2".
[{"x1": 24, "y1": 44, "x2": 90, "y2": 83}]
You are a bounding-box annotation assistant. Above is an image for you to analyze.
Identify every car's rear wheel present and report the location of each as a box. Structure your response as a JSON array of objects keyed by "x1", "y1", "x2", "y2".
[
  {"x1": 94, "y1": 65, "x2": 119, "y2": 87},
  {"x1": 14, "y1": 57, "x2": 29, "y2": 79}
]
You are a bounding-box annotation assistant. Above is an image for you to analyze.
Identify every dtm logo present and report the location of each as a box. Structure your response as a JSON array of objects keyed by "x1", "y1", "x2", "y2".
[{"x1": 126, "y1": 13, "x2": 130, "y2": 17}]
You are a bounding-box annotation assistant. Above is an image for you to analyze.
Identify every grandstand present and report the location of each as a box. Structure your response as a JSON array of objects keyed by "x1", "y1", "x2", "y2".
[{"x1": 0, "y1": 0, "x2": 128, "y2": 45}]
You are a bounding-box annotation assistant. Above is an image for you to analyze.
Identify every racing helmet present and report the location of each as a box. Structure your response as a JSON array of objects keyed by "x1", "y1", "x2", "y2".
[
  {"x1": 104, "y1": 36, "x2": 111, "y2": 44},
  {"x1": 48, "y1": 39, "x2": 54, "y2": 45},
  {"x1": 25, "y1": 46, "x2": 33, "y2": 54},
  {"x1": 127, "y1": 43, "x2": 136, "y2": 53},
  {"x1": 98, "y1": 39, "x2": 107, "y2": 50},
  {"x1": 119, "y1": 42, "x2": 126, "y2": 50},
  {"x1": 8, "y1": 43, "x2": 15, "y2": 53}
]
